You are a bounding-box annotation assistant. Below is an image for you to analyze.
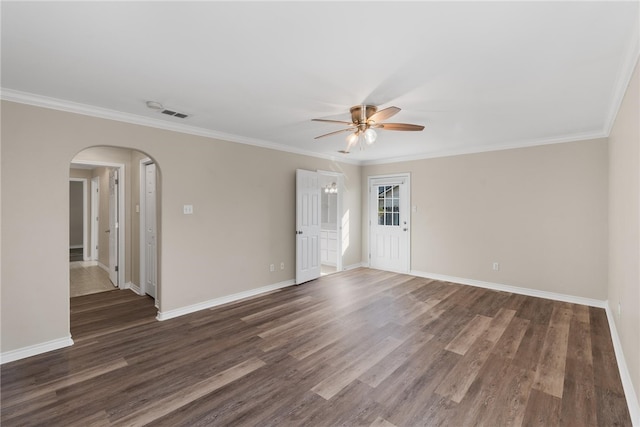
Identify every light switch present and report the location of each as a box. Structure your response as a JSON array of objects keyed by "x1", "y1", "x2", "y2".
[{"x1": 183, "y1": 204, "x2": 193, "y2": 214}]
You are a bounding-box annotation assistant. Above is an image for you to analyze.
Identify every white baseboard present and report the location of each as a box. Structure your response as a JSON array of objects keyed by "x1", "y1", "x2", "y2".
[
  {"x1": 156, "y1": 279, "x2": 296, "y2": 321},
  {"x1": 70, "y1": 260, "x2": 98, "y2": 268},
  {"x1": 409, "y1": 270, "x2": 607, "y2": 308},
  {"x1": 128, "y1": 282, "x2": 142, "y2": 295},
  {"x1": 1, "y1": 336, "x2": 74, "y2": 365},
  {"x1": 344, "y1": 262, "x2": 364, "y2": 271},
  {"x1": 69, "y1": 244, "x2": 83, "y2": 249},
  {"x1": 605, "y1": 302, "x2": 640, "y2": 426},
  {"x1": 98, "y1": 262, "x2": 109, "y2": 273}
]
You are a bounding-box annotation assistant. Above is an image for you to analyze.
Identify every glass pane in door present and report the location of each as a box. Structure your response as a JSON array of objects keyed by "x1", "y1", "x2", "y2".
[{"x1": 376, "y1": 185, "x2": 400, "y2": 226}]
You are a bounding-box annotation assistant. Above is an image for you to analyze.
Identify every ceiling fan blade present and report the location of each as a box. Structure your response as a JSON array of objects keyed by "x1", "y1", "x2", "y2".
[
  {"x1": 312, "y1": 119, "x2": 354, "y2": 126},
  {"x1": 378, "y1": 123, "x2": 425, "y2": 131},
  {"x1": 368, "y1": 106, "x2": 400, "y2": 123},
  {"x1": 314, "y1": 128, "x2": 354, "y2": 139}
]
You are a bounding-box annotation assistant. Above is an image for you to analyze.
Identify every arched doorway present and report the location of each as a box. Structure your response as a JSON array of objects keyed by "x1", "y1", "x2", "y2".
[{"x1": 69, "y1": 146, "x2": 161, "y2": 307}]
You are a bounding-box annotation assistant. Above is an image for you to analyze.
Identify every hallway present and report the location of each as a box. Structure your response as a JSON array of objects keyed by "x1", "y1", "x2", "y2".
[{"x1": 70, "y1": 262, "x2": 115, "y2": 297}]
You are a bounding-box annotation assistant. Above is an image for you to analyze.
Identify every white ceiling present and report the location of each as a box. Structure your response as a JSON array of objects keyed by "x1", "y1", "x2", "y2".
[{"x1": 2, "y1": 1, "x2": 639, "y2": 164}]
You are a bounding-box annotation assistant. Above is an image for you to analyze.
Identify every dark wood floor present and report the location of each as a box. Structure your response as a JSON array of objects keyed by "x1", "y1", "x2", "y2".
[{"x1": 1, "y1": 268, "x2": 631, "y2": 426}]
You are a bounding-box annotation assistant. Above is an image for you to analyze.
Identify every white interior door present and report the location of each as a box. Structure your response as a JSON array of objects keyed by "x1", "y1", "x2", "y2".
[
  {"x1": 369, "y1": 175, "x2": 410, "y2": 273},
  {"x1": 91, "y1": 177, "x2": 100, "y2": 261},
  {"x1": 108, "y1": 168, "x2": 119, "y2": 286},
  {"x1": 296, "y1": 169, "x2": 321, "y2": 284},
  {"x1": 144, "y1": 163, "x2": 157, "y2": 298}
]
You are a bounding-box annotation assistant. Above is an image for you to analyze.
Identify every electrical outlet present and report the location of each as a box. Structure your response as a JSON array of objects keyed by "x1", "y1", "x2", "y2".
[
  {"x1": 492, "y1": 262, "x2": 500, "y2": 271},
  {"x1": 280, "y1": 262, "x2": 285, "y2": 270},
  {"x1": 270, "y1": 264, "x2": 275, "y2": 272},
  {"x1": 183, "y1": 204, "x2": 193, "y2": 214}
]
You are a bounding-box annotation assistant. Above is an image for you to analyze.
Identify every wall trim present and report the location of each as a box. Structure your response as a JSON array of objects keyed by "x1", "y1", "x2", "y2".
[
  {"x1": 128, "y1": 282, "x2": 142, "y2": 296},
  {"x1": 1, "y1": 88, "x2": 619, "y2": 168},
  {"x1": 362, "y1": 130, "x2": 608, "y2": 166},
  {"x1": 156, "y1": 279, "x2": 296, "y2": 321},
  {"x1": 603, "y1": 20, "x2": 640, "y2": 137},
  {"x1": 343, "y1": 262, "x2": 364, "y2": 271},
  {"x1": 410, "y1": 270, "x2": 607, "y2": 308},
  {"x1": 0, "y1": 336, "x2": 74, "y2": 365},
  {"x1": 98, "y1": 262, "x2": 109, "y2": 273},
  {"x1": 0, "y1": 89, "x2": 361, "y2": 166},
  {"x1": 604, "y1": 302, "x2": 640, "y2": 426}
]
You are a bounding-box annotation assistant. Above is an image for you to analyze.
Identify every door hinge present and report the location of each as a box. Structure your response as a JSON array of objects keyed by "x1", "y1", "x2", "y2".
[
  {"x1": 369, "y1": 253, "x2": 371, "y2": 259},
  {"x1": 115, "y1": 266, "x2": 119, "y2": 272},
  {"x1": 115, "y1": 179, "x2": 119, "y2": 185}
]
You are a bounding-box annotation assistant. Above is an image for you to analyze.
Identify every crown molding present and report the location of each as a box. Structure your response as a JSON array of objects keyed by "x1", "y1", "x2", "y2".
[
  {"x1": 0, "y1": 85, "x2": 623, "y2": 168},
  {"x1": 0, "y1": 88, "x2": 361, "y2": 166},
  {"x1": 361, "y1": 130, "x2": 608, "y2": 166},
  {"x1": 603, "y1": 18, "x2": 640, "y2": 137}
]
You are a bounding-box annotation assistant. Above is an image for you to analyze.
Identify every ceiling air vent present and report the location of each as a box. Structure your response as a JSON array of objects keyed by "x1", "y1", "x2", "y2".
[{"x1": 161, "y1": 109, "x2": 189, "y2": 119}]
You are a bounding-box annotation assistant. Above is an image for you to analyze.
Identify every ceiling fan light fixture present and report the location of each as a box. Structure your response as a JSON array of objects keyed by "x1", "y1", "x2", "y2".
[
  {"x1": 313, "y1": 104, "x2": 424, "y2": 153},
  {"x1": 346, "y1": 131, "x2": 359, "y2": 146},
  {"x1": 364, "y1": 128, "x2": 377, "y2": 144},
  {"x1": 324, "y1": 182, "x2": 338, "y2": 194}
]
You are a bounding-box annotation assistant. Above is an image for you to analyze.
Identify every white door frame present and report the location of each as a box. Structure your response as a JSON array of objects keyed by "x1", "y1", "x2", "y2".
[
  {"x1": 368, "y1": 173, "x2": 411, "y2": 273},
  {"x1": 91, "y1": 176, "x2": 100, "y2": 261},
  {"x1": 317, "y1": 170, "x2": 344, "y2": 272},
  {"x1": 69, "y1": 178, "x2": 88, "y2": 260},
  {"x1": 108, "y1": 168, "x2": 120, "y2": 286},
  {"x1": 139, "y1": 157, "x2": 159, "y2": 304},
  {"x1": 71, "y1": 160, "x2": 126, "y2": 289}
]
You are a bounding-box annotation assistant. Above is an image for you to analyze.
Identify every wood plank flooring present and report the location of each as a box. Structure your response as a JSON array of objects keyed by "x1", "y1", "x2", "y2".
[{"x1": 1, "y1": 268, "x2": 632, "y2": 426}]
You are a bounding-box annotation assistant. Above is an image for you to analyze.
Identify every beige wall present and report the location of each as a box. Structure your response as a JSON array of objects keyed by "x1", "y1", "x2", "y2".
[
  {"x1": 608, "y1": 58, "x2": 640, "y2": 412},
  {"x1": 0, "y1": 100, "x2": 361, "y2": 353},
  {"x1": 362, "y1": 138, "x2": 609, "y2": 300}
]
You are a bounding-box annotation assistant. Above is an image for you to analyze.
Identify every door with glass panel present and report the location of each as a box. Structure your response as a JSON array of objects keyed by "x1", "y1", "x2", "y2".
[{"x1": 369, "y1": 175, "x2": 410, "y2": 272}]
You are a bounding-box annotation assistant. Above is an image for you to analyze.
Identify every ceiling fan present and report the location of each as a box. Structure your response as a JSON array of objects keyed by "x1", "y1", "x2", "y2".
[{"x1": 312, "y1": 105, "x2": 425, "y2": 153}]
